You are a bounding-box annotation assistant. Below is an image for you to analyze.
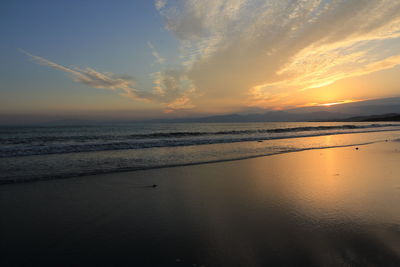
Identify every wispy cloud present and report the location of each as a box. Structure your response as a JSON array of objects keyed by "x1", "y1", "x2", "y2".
[
  {"x1": 155, "y1": 0, "x2": 167, "y2": 11},
  {"x1": 158, "y1": 0, "x2": 400, "y2": 109},
  {"x1": 147, "y1": 42, "x2": 166, "y2": 64},
  {"x1": 22, "y1": 50, "x2": 135, "y2": 91},
  {"x1": 22, "y1": 50, "x2": 193, "y2": 110}
]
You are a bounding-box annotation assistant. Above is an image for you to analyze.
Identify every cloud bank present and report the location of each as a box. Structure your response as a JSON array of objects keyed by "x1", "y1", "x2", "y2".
[{"x1": 158, "y1": 0, "x2": 400, "y2": 109}]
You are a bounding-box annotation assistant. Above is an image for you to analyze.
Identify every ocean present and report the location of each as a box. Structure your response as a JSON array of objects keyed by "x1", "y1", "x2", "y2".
[{"x1": 1, "y1": 121, "x2": 400, "y2": 183}]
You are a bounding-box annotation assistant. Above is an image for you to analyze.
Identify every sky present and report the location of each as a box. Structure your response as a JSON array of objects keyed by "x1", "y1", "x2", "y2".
[{"x1": 1, "y1": 0, "x2": 400, "y2": 122}]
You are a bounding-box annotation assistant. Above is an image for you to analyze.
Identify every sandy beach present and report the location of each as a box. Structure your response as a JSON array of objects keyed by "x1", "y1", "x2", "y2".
[{"x1": 1, "y1": 140, "x2": 400, "y2": 266}]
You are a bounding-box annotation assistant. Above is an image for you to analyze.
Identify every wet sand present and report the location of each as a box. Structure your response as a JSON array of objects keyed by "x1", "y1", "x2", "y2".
[{"x1": 1, "y1": 140, "x2": 400, "y2": 266}]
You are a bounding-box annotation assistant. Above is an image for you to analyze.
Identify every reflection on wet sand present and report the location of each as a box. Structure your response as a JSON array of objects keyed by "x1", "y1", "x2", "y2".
[{"x1": 1, "y1": 140, "x2": 400, "y2": 266}]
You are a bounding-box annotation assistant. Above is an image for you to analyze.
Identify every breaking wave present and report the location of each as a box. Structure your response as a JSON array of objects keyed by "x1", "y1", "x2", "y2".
[{"x1": 1, "y1": 123, "x2": 399, "y2": 158}]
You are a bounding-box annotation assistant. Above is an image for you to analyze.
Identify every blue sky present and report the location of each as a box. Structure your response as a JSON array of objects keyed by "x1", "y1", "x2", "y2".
[{"x1": 1, "y1": 0, "x2": 179, "y2": 114}]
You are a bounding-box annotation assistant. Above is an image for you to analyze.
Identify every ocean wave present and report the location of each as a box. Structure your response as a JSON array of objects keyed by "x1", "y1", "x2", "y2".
[
  {"x1": 1, "y1": 123, "x2": 398, "y2": 145},
  {"x1": 117, "y1": 123, "x2": 400, "y2": 138},
  {"x1": 1, "y1": 126, "x2": 399, "y2": 158},
  {"x1": 1, "y1": 127, "x2": 400, "y2": 184}
]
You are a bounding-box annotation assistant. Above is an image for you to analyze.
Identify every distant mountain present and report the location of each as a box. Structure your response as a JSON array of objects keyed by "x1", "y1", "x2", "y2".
[
  {"x1": 147, "y1": 110, "x2": 352, "y2": 123},
  {"x1": 337, "y1": 113, "x2": 400, "y2": 122},
  {"x1": 289, "y1": 97, "x2": 400, "y2": 115},
  {"x1": 148, "y1": 97, "x2": 400, "y2": 123}
]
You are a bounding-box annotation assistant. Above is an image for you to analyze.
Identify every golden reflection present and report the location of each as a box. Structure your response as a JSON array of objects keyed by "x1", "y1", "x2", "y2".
[{"x1": 250, "y1": 137, "x2": 400, "y2": 223}]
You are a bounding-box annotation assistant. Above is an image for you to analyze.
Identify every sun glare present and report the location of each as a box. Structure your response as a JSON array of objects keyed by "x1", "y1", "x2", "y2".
[
  {"x1": 300, "y1": 99, "x2": 365, "y2": 108},
  {"x1": 318, "y1": 99, "x2": 363, "y2": 107}
]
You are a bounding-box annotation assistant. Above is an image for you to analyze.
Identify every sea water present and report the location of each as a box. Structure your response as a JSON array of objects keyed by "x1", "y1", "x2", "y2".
[{"x1": 1, "y1": 121, "x2": 400, "y2": 183}]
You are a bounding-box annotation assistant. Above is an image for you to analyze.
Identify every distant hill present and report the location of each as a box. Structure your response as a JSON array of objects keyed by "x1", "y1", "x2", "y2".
[
  {"x1": 338, "y1": 113, "x2": 400, "y2": 122},
  {"x1": 148, "y1": 111, "x2": 400, "y2": 123},
  {"x1": 289, "y1": 97, "x2": 400, "y2": 115},
  {"x1": 147, "y1": 111, "x2": 352, "y2": 123},
  {"x1": 149, "y1": 97, "x2": 400, "y2": 123}
]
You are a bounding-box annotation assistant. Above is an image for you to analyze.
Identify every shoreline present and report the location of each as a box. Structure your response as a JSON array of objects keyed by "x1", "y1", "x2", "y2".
[
  {"x1": 0, "y1": 138, "x2": 387, "y2": 186},
  {"x1": 2, "y1": 128, "x2": 400, "y2": 185}
]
